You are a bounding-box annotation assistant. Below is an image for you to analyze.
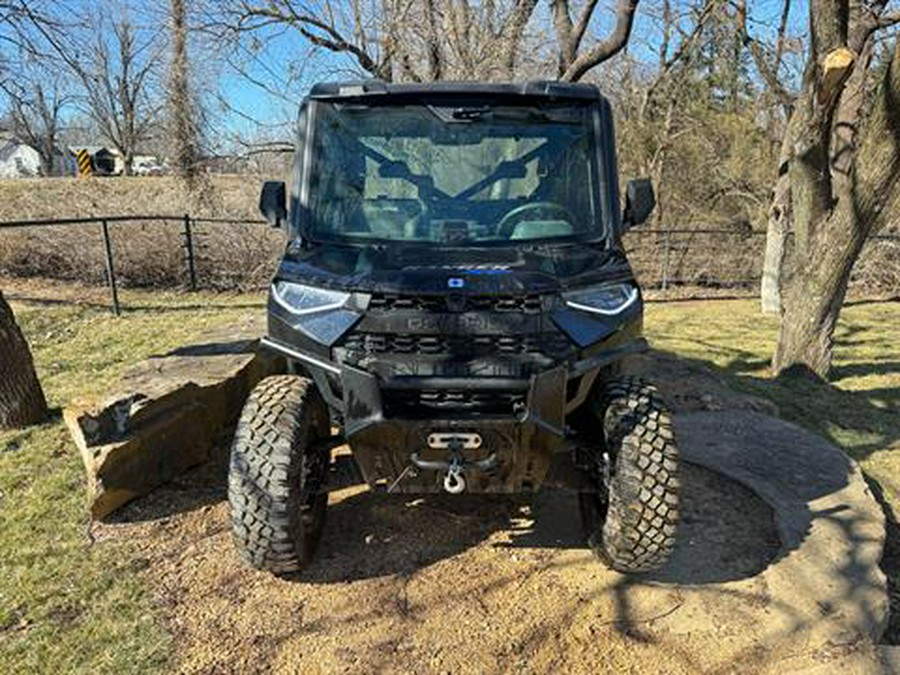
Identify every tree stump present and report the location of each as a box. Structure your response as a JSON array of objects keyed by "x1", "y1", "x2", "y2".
[{"x1": 0, "y1": 291, "x2": 48, "y2": 428}]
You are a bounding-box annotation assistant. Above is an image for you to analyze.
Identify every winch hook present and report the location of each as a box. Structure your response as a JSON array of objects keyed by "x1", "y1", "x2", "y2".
[{"x1": 443, "y1": 461, "x2": 466, "y2": 494}]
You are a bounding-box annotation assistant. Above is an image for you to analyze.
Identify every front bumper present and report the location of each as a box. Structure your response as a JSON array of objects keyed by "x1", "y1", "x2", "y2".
[
  {"x1": 341, "y1": 364, "x2": 567, "y2": 492},
  {"x1": 260, "y1": 336, "x2": 647, "y2": 492}
]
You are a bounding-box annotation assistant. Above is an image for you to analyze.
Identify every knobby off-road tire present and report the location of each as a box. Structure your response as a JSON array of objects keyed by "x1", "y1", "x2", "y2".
[
  {"x1": 579, "y1": 378, "x2": 680, "y2": 573},
  {"x1": 228, "y1": 375, "x2": 330, "y2": 575}
]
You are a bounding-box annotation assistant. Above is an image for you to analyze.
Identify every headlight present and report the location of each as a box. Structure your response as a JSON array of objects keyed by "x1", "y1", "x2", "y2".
[
  {"x1": 271, "y1": 281, "x2": 359, "y2": 345},
  {"x1": 564, "y1": 282, "x2": 639, "y2": 316},
  {"x1": 272, "y1": 281, "x2": 350, "y2": 315}
]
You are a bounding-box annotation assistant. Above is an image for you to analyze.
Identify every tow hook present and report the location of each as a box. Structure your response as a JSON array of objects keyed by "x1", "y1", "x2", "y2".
[
  {"x1": 410, "y1": 432, "x2": 497, "y2": 494},
  {"x1": 443, "y1": 458, "x2": 466, "y2": 494}
]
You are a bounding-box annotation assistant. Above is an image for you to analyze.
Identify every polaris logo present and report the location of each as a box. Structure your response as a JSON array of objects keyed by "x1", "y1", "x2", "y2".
[{"x1": 448, "y1": 278, "x2": 465, "y2": 288}]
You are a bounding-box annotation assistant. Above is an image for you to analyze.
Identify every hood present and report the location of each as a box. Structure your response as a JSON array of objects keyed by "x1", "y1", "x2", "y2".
[{"x1": 275, "y1": 241, "x2": 634, "y2": 295}]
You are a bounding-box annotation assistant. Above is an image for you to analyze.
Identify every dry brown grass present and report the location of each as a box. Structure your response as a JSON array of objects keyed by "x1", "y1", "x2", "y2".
[
  {"x1": 0, "y1": 176, "x2": 897, "y2": 296},
  {"x1": 0, "y1": 175, "x2": 284, "y2": 289},
  {"x1": 0, "y1": 175, "x2": 260, "y2": 220}
]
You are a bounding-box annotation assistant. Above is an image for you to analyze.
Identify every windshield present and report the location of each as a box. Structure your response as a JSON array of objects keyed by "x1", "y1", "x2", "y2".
[{"x1": 304, "y1": 101, "x2": 603, "y2": 244}]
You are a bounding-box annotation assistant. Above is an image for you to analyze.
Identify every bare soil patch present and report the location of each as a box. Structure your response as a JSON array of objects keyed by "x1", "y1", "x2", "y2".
[
  {"x1": 87, "y1": 349, "x2": 892, "y2": 674},
  {"x1": 98, "y1": 441, "x2": 780, "y2": 674}
]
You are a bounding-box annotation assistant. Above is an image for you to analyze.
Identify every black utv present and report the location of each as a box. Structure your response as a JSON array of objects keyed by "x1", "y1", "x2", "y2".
[{"x1": 228, "y1": 80, "x2": 680, "y2": 576}]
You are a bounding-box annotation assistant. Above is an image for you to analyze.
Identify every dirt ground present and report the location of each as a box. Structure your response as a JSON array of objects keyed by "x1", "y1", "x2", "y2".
[
  {"x1": 99, "y1": 454, "x2": 782, "y2": 675},
  {"x1": 81, "y1": 351, "x2": 896, "y2": 674},
  {"x1": 5, "y1": 280, "x2": 894, "y2": 673}
]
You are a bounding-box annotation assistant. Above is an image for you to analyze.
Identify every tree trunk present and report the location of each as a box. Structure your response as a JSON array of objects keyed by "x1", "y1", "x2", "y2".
[
  {"x1": 39, "y1": 153, "x2": 54, "y2": 178},
  {"x1": 774, "y1": 38, "x2": 900, "y2": 378},
  {"x1": 760, "y1": 177, "x2": 789, "y2": 314},
  {"x1": 0, "y1": 291, "x2": 48, "y2": 428},
  {"x1": 121, "y1": 148, "x2": 134, "y2": 176},
  {"x1": 170, "y1": 0, "x2": 198, "y2": 184},
  {"x1": 772, "y1": 207, "x2": 863, "y2": 376},
  {"x1": 760, "y1": 135, "x2": 791, "y2": 314}
]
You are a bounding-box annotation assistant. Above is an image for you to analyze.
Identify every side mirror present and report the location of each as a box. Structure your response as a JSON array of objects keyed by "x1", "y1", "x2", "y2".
[
  {"x1": 259, "y1": 181, "x2": 287, "y2": 228},
  {"x1": 622, "y1": 178, "x2": 656, "y2": 231}
]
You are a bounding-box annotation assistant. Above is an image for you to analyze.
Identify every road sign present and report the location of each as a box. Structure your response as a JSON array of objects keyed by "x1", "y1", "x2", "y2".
[{"x1": 76, "y1": 149, "x2": 92, "y2": 177}]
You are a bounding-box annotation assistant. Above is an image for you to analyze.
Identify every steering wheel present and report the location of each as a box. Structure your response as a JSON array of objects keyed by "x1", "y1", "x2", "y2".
[{"x1": 496, "y1": 202, "x2": 577, "y2": 239}]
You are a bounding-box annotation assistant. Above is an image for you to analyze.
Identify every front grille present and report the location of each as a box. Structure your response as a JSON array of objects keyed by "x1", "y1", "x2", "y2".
[
  {"x1": 341, "y1": 332, "x2": 574, "y2": 359},
  {"x1": 383, "y1": 389, "x2": 526, "y2": 417},
  {"x1": 369, "y1": 293, "x2": 543, "y2": 314}
]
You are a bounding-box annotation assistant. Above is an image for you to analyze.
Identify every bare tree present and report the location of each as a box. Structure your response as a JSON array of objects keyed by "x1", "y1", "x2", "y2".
[
  {"x1": 0, "y1": 63, "x2": 70, "y2": 176},
  {"x1": 169, "y1": 0, "x2": 199, "y2": 183},
  {"x1": 229, "y1": 0, "x2": 541, "y2": 83},
  {"x1": 735, "y1": 0, "x2": 800, "y2": 314},
  {"x1": 231, "y1": 0, "x2": 396, "y2": 79},
  {"x1": 762, "y1": 3, "x2": 900, "y2": 377},
  {"x1": 0, "y1": 1, "x2": 63, "y2": 57},
  {"x1": 0, "y1": 1, "x2": 62, "y2": 428},
  {"x1": 0, "y1": 292, "x2": 48, "y2": 429},
  {"x1": 618, "y1": 0, "x2": 718, "y2": 229},
  {"x1": 77, "y1": 14, "x2": 164, "y2": 175},
  {"x1": 423, "y1": 0, "x2": 540, "y2": 81}
]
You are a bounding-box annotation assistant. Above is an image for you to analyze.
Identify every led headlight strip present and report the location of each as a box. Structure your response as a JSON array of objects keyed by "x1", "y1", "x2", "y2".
[
  {"x1": 564, "y1": 282, "x2": 639, "y2": 316},
  {"x1": 271, "y1": 281, "x2": 350, "y2": 315},
  {"x1": 270, "y1": 281, "x2": 359, "y2": 346}
]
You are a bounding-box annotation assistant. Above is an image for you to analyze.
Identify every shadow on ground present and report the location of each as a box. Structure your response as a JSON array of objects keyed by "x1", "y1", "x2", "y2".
[
  {"x1": 114, "y1": 444, "x2": 780, "y2": 586},
  {"x1": 627, "y1": 347, "x2": 899, "y2": 645}
]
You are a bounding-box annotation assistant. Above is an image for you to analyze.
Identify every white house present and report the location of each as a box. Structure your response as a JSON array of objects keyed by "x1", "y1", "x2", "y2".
[{"x1": 0, "y1": 136, "x2": 42, "y2": 178}]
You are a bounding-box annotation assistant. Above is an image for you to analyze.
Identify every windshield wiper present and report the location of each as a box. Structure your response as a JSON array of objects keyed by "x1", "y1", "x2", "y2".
[
  {"x1": 451, "y1": 106, "x2": 492, "y2": 121},
  {"x1": 446, "y1": 106, "x2": 580, "y2": 123}
]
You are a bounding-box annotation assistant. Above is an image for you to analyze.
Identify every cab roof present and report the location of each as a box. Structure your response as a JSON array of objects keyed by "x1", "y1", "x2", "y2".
[{"x1": 308, "y1": 80, "x2": 605, "y2": 103}]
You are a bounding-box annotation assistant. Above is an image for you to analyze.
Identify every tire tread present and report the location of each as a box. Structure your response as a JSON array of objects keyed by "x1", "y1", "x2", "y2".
[
  {"x1": 228, "y1": 375, "x2": 328, "y2": 575},
  {"x1": 584, "y1": 377, "x2": 681, "y2": 573}
]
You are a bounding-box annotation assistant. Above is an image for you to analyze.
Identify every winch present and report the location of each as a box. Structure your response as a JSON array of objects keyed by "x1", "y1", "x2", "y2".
[{"x1": 409, "y1": 432, "x2": 496, "y2": 493}]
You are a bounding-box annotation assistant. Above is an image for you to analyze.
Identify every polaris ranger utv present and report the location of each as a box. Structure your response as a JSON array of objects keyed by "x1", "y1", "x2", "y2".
[{"x1": 229, "y1": 80, "x2": 680, "y2": 576}]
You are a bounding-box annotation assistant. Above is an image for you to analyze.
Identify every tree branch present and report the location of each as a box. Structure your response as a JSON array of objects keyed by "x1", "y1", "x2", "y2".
[
  {"x1": 878, "y1": 11, "x2": 900, "y2": 28},
  {"x1": 499, "y1": 0, "x2": 539, "y2": 77},
  {"x1": 644, "y1": 0, "x2": 716, "y2": 106},
  {"x1": 571, "y1": 0, "x2": 599, "y2": 53},
  {"x1": 236, "y1": 2, "x2": 385, "y2": 78},
  {"x1": 853, "y1": 41, "x2": 900, "y2": 234},
  {"x1": 560, "y1": 0, "x2": 639, "y2": 82},
  {"x1": 735, "y1": 0, "x2": 795, "y2": 109}
]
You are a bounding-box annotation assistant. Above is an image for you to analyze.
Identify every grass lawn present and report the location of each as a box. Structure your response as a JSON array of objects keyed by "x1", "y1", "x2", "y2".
[
  {"x1": 645, "y1": 299, "x2": 900, "y2": 508},
  {"x1": 0, "y1": 289, "x2": 897, "y2": 672},
  {"x1": 645, "y1": 298, "x2": 900, "y2": 644},
  {"x1": 0, "y1": 286, "x2": 266, "y2": 674}
]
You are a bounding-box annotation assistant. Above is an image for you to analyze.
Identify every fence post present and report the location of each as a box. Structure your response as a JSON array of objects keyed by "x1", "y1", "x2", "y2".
[
  {"x1": 100, "y1": 219, "x2": 121, "y2": 316},
  {"x1": 661, "y1": 229, "x2": 671, "y2": 292},
  {"x1": 182, "y1": 213, "x2": 197, "y2": 291}
]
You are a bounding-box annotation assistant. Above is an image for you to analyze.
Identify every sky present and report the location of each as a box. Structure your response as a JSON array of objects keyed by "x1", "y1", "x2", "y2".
[
  {"x1": 0, "y1": 0, "x2": 812, "y2": 151},
  {"x1": 210, "y1": 0, "x2": 811, "y2": 148}
]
